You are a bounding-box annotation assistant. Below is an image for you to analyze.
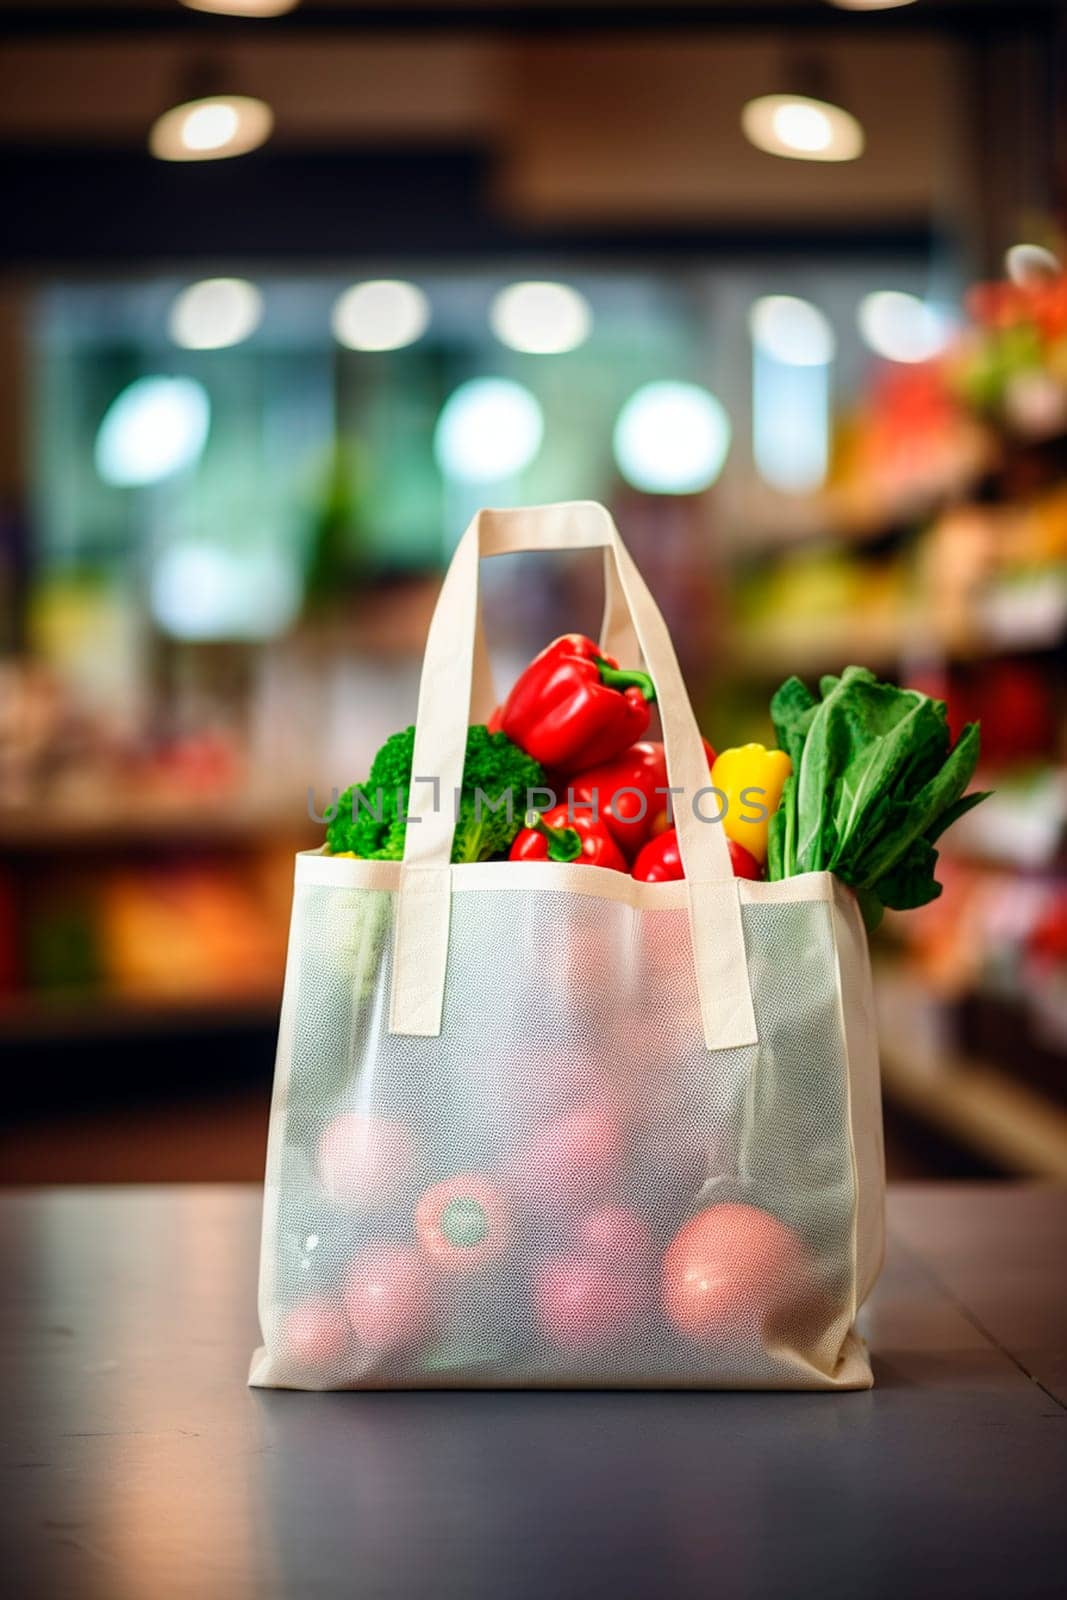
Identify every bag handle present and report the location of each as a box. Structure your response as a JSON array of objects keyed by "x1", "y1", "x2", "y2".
[
  {"x1": 469, "y1": 551, "x2": 639, "y2": 723},
  {"x1": 389, "y1": 501, "x2": 757, "y2": 1052}
]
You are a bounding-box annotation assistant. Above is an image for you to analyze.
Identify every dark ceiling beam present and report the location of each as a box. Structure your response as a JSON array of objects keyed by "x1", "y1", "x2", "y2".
[
  {"x1": 0, "y1": 3, "x2": 1059, "y2": 42},
  {"x1": 0, "y1": 145, "x2": 940, "y2": 267}
]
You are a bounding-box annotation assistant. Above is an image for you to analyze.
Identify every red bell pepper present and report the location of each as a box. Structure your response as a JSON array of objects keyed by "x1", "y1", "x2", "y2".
[
  {"x1": 569, "y1": 738, "x2": 717, "y2": 857},
  {"x1": 500, "y1": 634, "x2": 656, "y2": 772},
  {"x1": 415, "y1": 1174, "x2": 512, "y2": 1273},
  {"x1": 509, "y1": 805, "x2": 628, "y2": 872},
  {"x1": 631, "y1": 826, "x2": 761, "y2": 883},
  {"x1": 565, "y1": 742, "x2": 667, "y2": 857}
]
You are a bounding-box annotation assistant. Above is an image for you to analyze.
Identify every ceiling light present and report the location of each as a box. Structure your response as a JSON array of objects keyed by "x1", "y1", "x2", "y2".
[
  {"x1": 169, "y1": 278, "x2": 263, "y2": 350},
  {"x1": 434, "y1": 378, "x2": 544, "y2": 483},
  {"x1": 1005, "y1": 244, "x2": 1062, "y2": 288},
  {"x1": 490, "y1": 281, "x2": 592, "y2": 354},
  {"x1": 151, "y1": 542, "x2": 300, "y2": 641},
  {"x1": 613, "y1": 381, "x2": 731, "y2": 496},
  {"x1": 858, "y1": 291, "x2": 953, "y2": 363},
  {"x1": 331, "y1": 280, "x2": 430, "y2": 352},
  {"x1": 742, "y1": 94, "x2": 864, "y2": 162},
  {"x1": 180, "y1": 1, "x2": 301, "y2": 14},
  {"x1": 749, "y1": 296, "x2": 836, "y2": 366},
  {"x1": 95, "y1": 377, "x2": 210, "y2": 487},
  {"x1": 824, "y1": 2, "x2": 918, "y2": 11},
  {"x1": 149, "y1": 95, "x2": 273, "y2": 163}
]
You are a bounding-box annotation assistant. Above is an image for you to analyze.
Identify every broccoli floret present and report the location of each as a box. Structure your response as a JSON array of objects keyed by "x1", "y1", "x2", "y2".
[
  {"x1": 325, "y1": 782, "x2": 364, "y2": 856},
  {"x1": 325, "y1": 725, "x2": 544, "y2": 863},
  {"x1": 453, "y1": 725, "x2": 546, "y2": 863}
]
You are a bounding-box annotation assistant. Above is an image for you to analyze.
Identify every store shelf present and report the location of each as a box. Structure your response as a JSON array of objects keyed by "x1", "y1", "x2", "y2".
[
  {"x1": 0, "y1": 988, "x2": 281, "y2": 1043},
  {"x1": 0, "y1": 798, "x2": 317, "y2": 852},
  {"x1": 733, "y1": 579, "x2": 1067, "y2": 680},
  {"x1": 880, "y1": 1045, "x2": 1067, "y2": 1180}
]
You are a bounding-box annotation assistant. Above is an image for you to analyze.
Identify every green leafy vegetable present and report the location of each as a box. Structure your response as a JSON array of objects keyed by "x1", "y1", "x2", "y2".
[
  {"x1": 767, "y1": 665, "x2": 990, "y2": 929},
  {"x1": 326, "y1": 725, "x2": 546, "y2": 863}
]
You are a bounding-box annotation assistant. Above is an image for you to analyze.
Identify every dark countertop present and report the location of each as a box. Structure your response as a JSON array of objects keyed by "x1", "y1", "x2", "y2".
[{"x1": 2, "y1": 1182, "x2": 1064, "y2": 1600}]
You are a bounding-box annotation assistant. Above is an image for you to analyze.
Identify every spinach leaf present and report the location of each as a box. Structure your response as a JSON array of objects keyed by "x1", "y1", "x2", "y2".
[
  {"x1": 770, "y1": 676, "x2": 817, "y2": 770},
  {"x1": 765, "y1": 666, "x2": 989, "y2": 923},
  {"x1": 870, "y1": 836, "x2": 943, "y2": 911},
  {"x1": 926, "y1": 787, "x2": 991, "y2": 843}
]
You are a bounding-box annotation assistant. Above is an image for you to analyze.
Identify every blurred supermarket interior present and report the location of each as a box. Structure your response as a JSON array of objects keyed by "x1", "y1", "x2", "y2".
[{"x1": 0, "y1": 0, "x2": 1065, "y2": 1184}]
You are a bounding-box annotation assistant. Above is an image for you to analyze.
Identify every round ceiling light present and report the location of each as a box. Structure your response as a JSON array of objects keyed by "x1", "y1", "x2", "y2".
[
  {"x1": 331, "y1": 280, "x2": 430, "y2": 352},
  {"x1": 1005, "y1": 244, "x2": 1062, "y2": 288},
  {"x1": 434, "y1": 378, "x2": 544, "y2": 483},
  {"x1": 613, "y1": 381, "x2": 731, "y2": 496},
  {"x1": 824, "y1": 2, "x2": 918, "y2": 11},
  {"x1": 95, "y1": 376, "x2": 210, "y2": 488},
  {"x1": 180, "y1": 1, "x2": 301, "y2": 14},
  {"x1": 489, "y1": 281, "x2": 592, "y2": 354},
  {"x1": 749, "y1": 296, "x2": 836, "y2": 366},
  {"x1": 742, "y1": 94, "x2": 865, "y2": 162},
  {"x1": 169, "y1": 278, "x2": 263, "y2": 350},
  {"x1": 858, "y1": 291, "x2": 954, "y2": 363},
  {"x1": 149, "y1": 95, "x2": 273, "y2": 163}
]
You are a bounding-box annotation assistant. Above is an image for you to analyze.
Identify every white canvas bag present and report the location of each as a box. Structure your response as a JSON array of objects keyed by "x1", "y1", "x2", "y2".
[{"x1": 251, "y1": 502, "x2": 884, "y2": 1390}]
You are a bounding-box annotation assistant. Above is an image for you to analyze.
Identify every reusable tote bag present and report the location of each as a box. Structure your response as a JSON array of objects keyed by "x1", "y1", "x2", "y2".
[{"x1": 250, "y1": 502, "x2": 884, "y2": 1391}]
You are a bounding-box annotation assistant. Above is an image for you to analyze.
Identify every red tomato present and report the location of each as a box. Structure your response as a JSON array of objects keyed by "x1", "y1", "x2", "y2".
[
  {"x1": 283, "y1": 1296, "x2": 350, "y2": 1367},
  {"x1": 316, "y1": 1112, "x2": 414, "y2": 1206},
  {"x1": 415, "y1": 1174, "x2": 511, "y2": 1273},
  {"x1": 576, "y1": 1207, "x2": 655, "y2": 1269},
  {"x1": 513, "y1": 1105, "x2": 625, "y2": 1213},
  {"x1": 534, "y1": 1254, "x2": 647, "y2": 1350},
  {"x1": 662, "y1": 1203, "x2": 809, "y2": 1342},
  {"x1": 342, "y1": 1245, "x2": 435, "y2": 1352},
  {"x1": 632, "y1": 828, "x2": 762, "y2": 883}
]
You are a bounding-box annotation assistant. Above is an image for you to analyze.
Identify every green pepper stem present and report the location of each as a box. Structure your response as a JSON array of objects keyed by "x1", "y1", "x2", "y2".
[
  {"x1": 524, "y1": 809, "x2": 583, "y2": 863},
  {"x1": 594, "y1": 658, "x2": 657, "y2": 703}
]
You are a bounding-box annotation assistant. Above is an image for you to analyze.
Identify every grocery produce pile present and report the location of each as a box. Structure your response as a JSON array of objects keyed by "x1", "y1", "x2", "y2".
[{"x1": 324, "y1": 633, "x2": 987, "y2": 923}]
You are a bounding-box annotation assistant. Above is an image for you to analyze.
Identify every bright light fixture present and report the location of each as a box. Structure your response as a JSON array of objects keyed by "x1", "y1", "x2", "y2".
[
  {"x1": 489, "y1": 281, "x2": 592, "y2": 354},
  {"x1": 151, "y1": 542, "x2": 300, "y2": 640},
  {"x1": 613, "y1": 381, "x2": 731, "y2": 496},
  {"x1": 825, "y1": 2, "x2": 918, "y2": 11},
  {"x1": 95, "y1": 376, "x2": 210, "y2": 487},
  {"x1": 168, "y1": 278, "x2": 263, "y2": 350},
  {"x1": 1005, "y1": 243, "x2": 1061, "y2": 288},
  {"x1": 434, "y1": 378, "x2": 544, "y2": 483},
  {"x1": 149, "y1": 95, "x2": 273, "y2": 163},
  {"x1": 742, "y1": 94, "x2": 864, "y2": 162},
  {"x1": 858, "y1": 291, "x2": 953, "y2": 364},
  {"x1": 749, "y1": 296, "x2": 836, "y2": 366},
  {"x1": 331, "y1": 280, "x2": 430, "y2": 352},
  {"x1": 180, "y1": 1, "x2": 301, "y2": 14}
]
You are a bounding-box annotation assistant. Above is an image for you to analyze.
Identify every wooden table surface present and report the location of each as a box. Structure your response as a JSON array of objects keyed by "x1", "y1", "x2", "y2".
[{"x1": 2, "y1": 1183, "x2": 1064, "y2": 1600}]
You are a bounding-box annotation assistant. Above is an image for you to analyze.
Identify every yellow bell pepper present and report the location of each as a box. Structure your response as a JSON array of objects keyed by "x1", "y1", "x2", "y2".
[{"x1": 711, "y1": 743, "x2": 792, "y2": 865}]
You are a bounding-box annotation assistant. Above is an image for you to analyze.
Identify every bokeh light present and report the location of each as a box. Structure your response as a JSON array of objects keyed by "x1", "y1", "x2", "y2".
[
  {"x1": 858, "y1": 291, "x2": 953, "y2": 363},
  {"x1": 94, "y1": 376, "x2": 211, "y2": 487},
  {"x1": 742, "y1": 95, "x2": 865, "y2": 162},
  {"x1": 490, "y1": 281, "x2": 592, "y2": 354},
  {"x1": 331, "y1": 280, "x2": 430, "y2": 352},
  {"x1": 434, "y1": 378, "x2": 544, "y2": 482},
  {"x1": 749, "y1": 296, "x2": 836, "y2": 366},
  {"x1": 149, "y1": 96, "x2": 274, "y2": 162},
  {"x1": 168, "y1": 278, "x2": 263, "y2": 350},
  {"x1": 613, "y1": 381, "x2": 731, "y2": 495}
]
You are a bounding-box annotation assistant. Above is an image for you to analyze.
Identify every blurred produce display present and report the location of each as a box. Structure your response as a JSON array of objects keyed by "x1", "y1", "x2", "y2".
[
  {"x1": 729, "y1": 258, "x2": 1067, "y2": 1178},
  {"x1": 1, "y1": 250, "x2": 1064, "y2": 1178}
]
